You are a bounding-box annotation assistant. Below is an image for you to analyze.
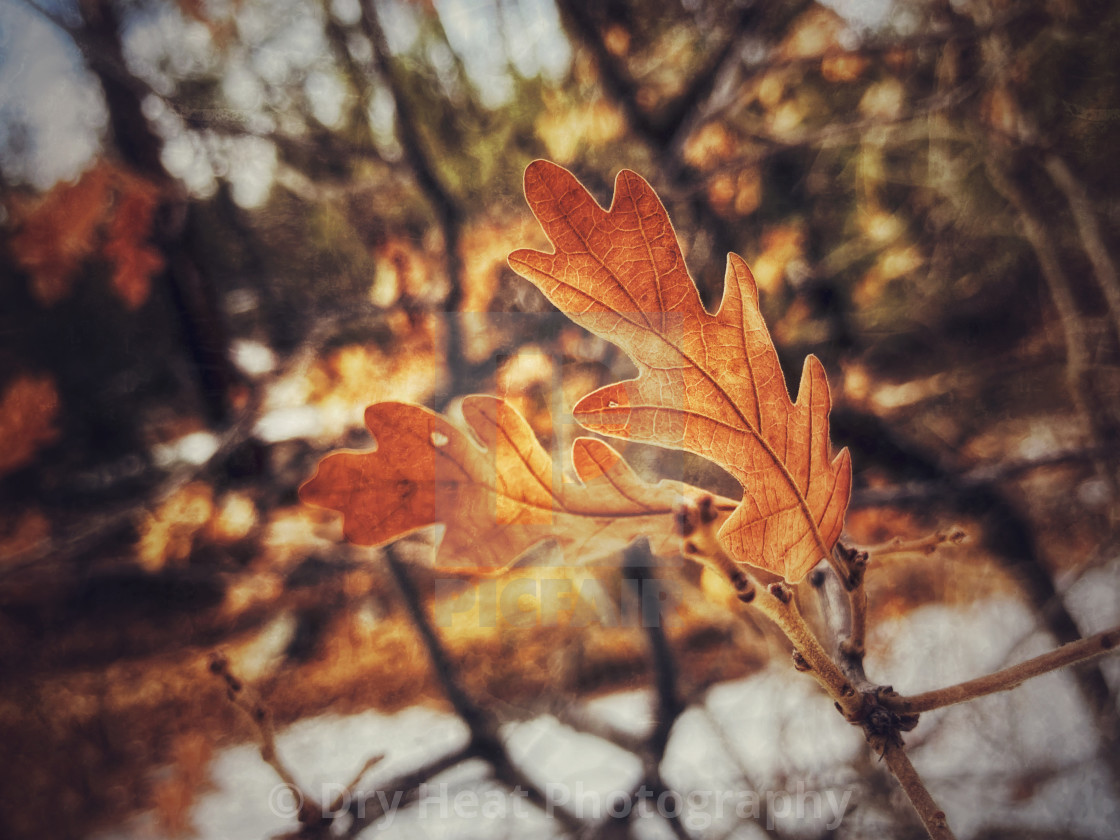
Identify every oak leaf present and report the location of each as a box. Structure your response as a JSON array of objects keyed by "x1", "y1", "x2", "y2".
[
  {"x1": 299, "y1": 395, "x2": 689, "y2": 573},
  {"x1": 508, "y1": 161, "x2": 850, "y2": 582}
]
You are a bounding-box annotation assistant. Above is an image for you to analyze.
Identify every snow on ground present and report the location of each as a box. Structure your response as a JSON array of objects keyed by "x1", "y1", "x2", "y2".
[{"x1": 94, "y1": 595, "x2": 1120, "y2": 840}]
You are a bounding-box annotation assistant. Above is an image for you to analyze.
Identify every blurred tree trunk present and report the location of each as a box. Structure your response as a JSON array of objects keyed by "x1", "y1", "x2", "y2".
[{"x1": 77, "y1": 0, "x2": 239, "y2": 428}]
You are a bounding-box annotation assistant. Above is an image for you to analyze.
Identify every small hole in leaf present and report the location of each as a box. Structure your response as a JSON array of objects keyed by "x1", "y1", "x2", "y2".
[
  {"x1": 430, "y1": 431, "x2": 449, "y2": 447},
  {"x1": 608, "y1": 400, "x2": 619, "y2": 408}
]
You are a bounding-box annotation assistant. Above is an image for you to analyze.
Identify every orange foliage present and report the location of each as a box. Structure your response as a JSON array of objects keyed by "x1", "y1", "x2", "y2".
[
  {"x1": 750, "y1": 224, "x2": 805, "y2": 294},
  {"x1": 304, "y1": 161, "x2": 850, "y2": 583},
  {"x1": 780, "y1": 6, "x2": 850, "y2": 59},
  {"x1": 509, "y1": 162, "x2": 850, "y2": 582},
  {"x1": 300, "y1": 396, "x2": 700, "y2": 573},
  {"x1": 301, "y1": 316, "x2": 443, "y2": 437},
  {"x1": 136, "y1": 482, "x2": 215, "y2": 572},
  {"x1": 859, "y1": 79, "x2": 905, "y2": 120},
  {"x1": 821, "y1": 52, "x2": 868, "y2": 83},
  {"x1": 982, "y1": 85, "x2": 1021, "y2": 138},
  {"x1": 0, "y1": 374, "x2": 61, "y2": 476},
  {"x1": 495, "y1": 347, "x2": 556, "y2": 439},
  {"x1": 204, "y1": 492, "x2": 259, "y2": 544},
  {"x1": 683, "y1": 122, "x2": 737, "y2": 169},
  {"x1": 460, "y1": 217, "x2": 540, "y2": 313},
  {"x1": 535, "y1": 97, "x2": 625, "y2": 164},
  {"x1": 8, "y1": 161, "x2": 165, "y2": 309},
  {"x1": 9, "y1": 165, "x2": 111, "y2": 305},
  {"x1": 371, "y1": 238, "x2": 437, "y2": 307},
  {"x1": 707, "y1": 168, "x2": 762, "y2": 217},
  {"x1": 460, "y1": 214, "x2": 545, "y2": 361},
  {"x1": 102, "y1": 173, "x2": 166, "y2": 310},
  {"x1": 604, "y1": 25, "x2": 630, "y2": 57},
  {"x1": 151, "y1": 731, "x2": 213, "y2": 838}
]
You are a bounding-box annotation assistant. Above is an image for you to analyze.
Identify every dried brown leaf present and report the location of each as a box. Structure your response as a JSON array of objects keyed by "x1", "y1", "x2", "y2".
[
  {"x1": 508, "y1": 161, "x2": 850, "y2": 581},
  {"x1": 300, "y1": 396, "x2": 690, "y2": 573}
]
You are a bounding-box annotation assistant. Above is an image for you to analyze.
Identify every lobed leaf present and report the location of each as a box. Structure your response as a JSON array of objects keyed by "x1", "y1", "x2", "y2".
[
  {"x1": 508, "y1": 161, "x2": 851, "y2": 581},
  {"x1": 299, "y1": 395, "x2": 690, "y2": 573}
]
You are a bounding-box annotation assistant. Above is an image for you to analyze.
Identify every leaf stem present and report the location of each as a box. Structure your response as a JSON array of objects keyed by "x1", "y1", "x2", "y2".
[{"x1": 885, "y1": 626, "x2": 1120, "y2": 715}]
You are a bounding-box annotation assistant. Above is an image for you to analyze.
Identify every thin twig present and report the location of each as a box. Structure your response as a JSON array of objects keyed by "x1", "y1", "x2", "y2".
[
  {"x1": 383, "y1": 547, "x2": 483, "y2": 726},
  {"x1": 383, "y1": 547, "x2": 584, "y2": 834},
  {"x1": 343, "y1": 746, "x2": 472, "y2": 837},
  {"x1": 358, "y1": 0, "x2": 466, "y2": 399},
  {"x1": 984, "y1": 154, "x2": 1091, "y2": 413},
  {"x1": 208, "y1": 653, "x2": 322, "y2": 824},
  {"x1": 747, "y1": 578, "x2": 860, "y2": 716},
  {"x1": 622, "y1": 539, "x2": 691, "y2": 840},
  {"x1": 861, "y1": 528, "x2": 968, "y2": 560},
  {"x1": 673, "y1": 502, "x2": 859, "y2": 713},
  {"x1": 328, "y1": 754, "x2": 387, "y2": 815},
  {"x1": 881, "y1": 741, "x2": 957, "y2": 840},
  {"x1": 623, "y1": 540, "x2": 684, "y2": 759},
  {"x1": 885, "y1": 626, "x2": 1120, "y2": 715},
  {"x1": 1043, "y1": 153, "x2": 1120, "y2": 350}
]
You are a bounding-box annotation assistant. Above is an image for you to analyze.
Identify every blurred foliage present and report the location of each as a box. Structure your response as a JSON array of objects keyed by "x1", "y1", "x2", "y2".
[{"x1": 0, "y1": 0, "x2": 1119, "y2": 838}]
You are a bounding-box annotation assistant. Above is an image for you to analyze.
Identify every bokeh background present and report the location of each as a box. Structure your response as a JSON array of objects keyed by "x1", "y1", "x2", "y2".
[{"x1": 1, "y1": 0, "x2": 1119, "y2": 838}]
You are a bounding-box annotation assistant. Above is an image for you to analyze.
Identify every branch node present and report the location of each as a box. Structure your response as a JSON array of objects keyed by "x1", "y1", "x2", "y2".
[
  {"x1": 768, "y1": 581, "x2": 792, "y2": 604},
  {"x1": 840, "y1": 637, "x2": 866, "y2": 660},
  {"x1": 697, "y1": 493, "x2": 719, "y2": 524},
  {"x1": 859, "y1": 688, "x2": 921, "y2": 747},
  {"x1": 673, "y1": 498, "x2": 698, "y2": 537}
]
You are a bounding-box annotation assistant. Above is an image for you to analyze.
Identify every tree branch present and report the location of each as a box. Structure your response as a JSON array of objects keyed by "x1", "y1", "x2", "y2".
[
  {"x1": 881, "y1": 741, "x2": 957, "y2": 840},
  {"x1": 357, "y1": 0, "x2": 466, "y2": 398},
  {"x1": 383, "y1": 547, "x2": 584, "y2": 834},
  {"x1": 342, "y1": 745, "x2": 472, "y2": 837},
  {"x1": 746, "y1": 578, "x2": 861, "y2": 717},
  {"x1": 209, "y1": 653, "x2": 330, "y2": 826},
  {"x1": 1043, "y1": 153, "x2": 1120, "y2": 350},
  {"x1": 885, "y1": 626, "x2": 1120, "y2": 715},
  {"x1": 622, "y1": 539, "x2": 691, "y2": 840}
]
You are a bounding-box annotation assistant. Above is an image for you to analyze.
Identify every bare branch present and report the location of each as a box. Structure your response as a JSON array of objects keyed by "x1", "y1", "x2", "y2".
[
  {"x1": 342, "y1": 746, "x2": 472, "y2": 838},
  {"x1": 383, "y1": 547, "x2": 584, "y2": 834},
  {"x1": 357, "y1": 0, "x2": 467, "y2": 398},
  {"x1": 622, "y1": 539, "x2": 691, "y2": 840},
  {"x1": 861, "y1": 528, "x2": 968, "y2": 561},
  {"x1": 881, "y1": 741, "x2": 957, "y2": 840},
  {"x1": 849, "y1": 447, "x2": 1108, "y2": 509},
  {"x1": 886, "y1": 626, "x2": 1120, "y2": 715},
  {"x1": 747, "y1": 578, "x2": 861, "y2": 716},
  {"x1": 1043, "y1": 153, "x2": 1120, "y2": 347},
  {"x1": 208, "y1": 653, "x2": 325, "y2": 825},
  {"x1": 984, "y1": 153, "x2": 1103, "y2": 452}
]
